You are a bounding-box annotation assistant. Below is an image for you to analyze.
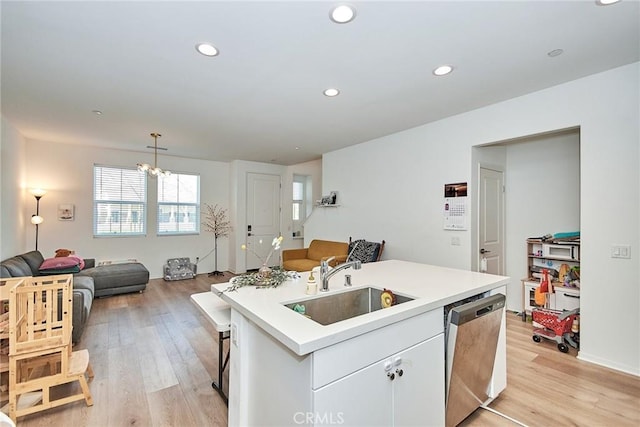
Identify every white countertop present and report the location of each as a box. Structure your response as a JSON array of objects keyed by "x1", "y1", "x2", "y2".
[{"x1": 213, "y1": 259, "x2": 510, "y2": 356}]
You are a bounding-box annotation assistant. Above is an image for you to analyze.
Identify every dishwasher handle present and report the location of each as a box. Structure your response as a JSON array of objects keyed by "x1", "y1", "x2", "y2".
[
  {"x1": 448, "y1": 294, "x2": 506, "y2": 326},
  {"x1": 476, "y1": 305, "x2": 493, "y2": 317}
]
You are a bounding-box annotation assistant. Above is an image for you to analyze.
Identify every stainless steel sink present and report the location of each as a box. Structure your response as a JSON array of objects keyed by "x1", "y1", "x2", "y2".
[{"x1": 283, "y1": 286, "x2": 414, "y2": 325}]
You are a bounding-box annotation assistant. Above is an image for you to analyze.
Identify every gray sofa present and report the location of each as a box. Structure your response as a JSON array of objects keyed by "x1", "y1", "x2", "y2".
[{"x1": 1, "y1": 250, "x2": 149, "y2": 343}]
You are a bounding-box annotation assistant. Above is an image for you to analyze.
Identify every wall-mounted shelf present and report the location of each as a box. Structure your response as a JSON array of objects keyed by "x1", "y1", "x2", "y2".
[
  {"x1": 315, "y1": 204, "x2": 340, "y2": 208},
  {"x1": 316, "y1": 191, "x2": 338, "y2": 207}
]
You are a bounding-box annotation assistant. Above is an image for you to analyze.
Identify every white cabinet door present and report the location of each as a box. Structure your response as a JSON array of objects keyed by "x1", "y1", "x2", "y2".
[
  {"x1": 313, "y1": 335, "x2": 445, "y2": 427},
  {"x1": 555, "y1": 288, "x2": 580, "y2": 311},
  {"x1": 313, "y1": 357, "x2": 392, "y2": 426},
  {"x1": 393, "y1": 334, "x2": 445, "y2": 427}
]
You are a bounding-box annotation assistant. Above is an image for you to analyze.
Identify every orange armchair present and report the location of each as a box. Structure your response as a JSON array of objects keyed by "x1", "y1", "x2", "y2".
[{"x1": 282, "y1": 239, "x2": 349, "y2": 272}]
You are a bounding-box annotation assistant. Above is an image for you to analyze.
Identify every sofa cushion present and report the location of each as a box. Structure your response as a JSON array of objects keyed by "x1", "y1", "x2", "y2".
[
  {"x1": 73, "y1": 275, "x2": 95, "y2": 300},
  {"x1": 71, "y1": 286, "x2": 92, "y2": 343},
  {"x1": 40, "y1": 256, "x2": 82, "y2": 271},
  {"x1": 78, "y1": 262, "x2": 149, "y2": 296},
  {"x1": 307, "y1": 240, "x2": 349, "y2": 262},
  {"x1": 349, "y1": 239, "x2": 382, "y2": 263},
  {"x1": 39, "y1": 265, "x2": 81, "y2": 275},
  {"x1": 18, "y1": 250, "x2": 45, "y2": 275},
  {"x1": 283, "y1": 259, "x2": 324, "y2": 272},
  {"x1": 0, "y1": 257, "x2": 33, "y2": 277}
]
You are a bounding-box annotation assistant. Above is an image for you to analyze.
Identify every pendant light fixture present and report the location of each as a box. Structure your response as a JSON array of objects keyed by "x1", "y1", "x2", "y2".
[{"x1": 137, "y1": 132, "x2": 171, "y2": 177}]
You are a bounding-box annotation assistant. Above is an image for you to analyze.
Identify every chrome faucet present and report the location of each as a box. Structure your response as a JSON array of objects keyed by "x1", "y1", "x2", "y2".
[{"x1": 319, "y1": 257, "x2": 362, "y2": 292}]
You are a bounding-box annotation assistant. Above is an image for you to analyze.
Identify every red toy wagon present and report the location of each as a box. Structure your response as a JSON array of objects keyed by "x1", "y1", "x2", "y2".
[{"x1": 532, "y1": 307, "x2": 579, "y2": 353}]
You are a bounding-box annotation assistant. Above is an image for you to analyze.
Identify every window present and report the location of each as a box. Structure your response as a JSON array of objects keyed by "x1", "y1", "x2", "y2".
[
  {"x1": 293, "y1": 181, "x2": 304, "y2": 221},
  {"x1": 292, "y1": 174, "x2": 310, "y2": 238},
  {"x1": 157, "y1": 173, "x2": 200, "y2": 234},
  {"x1": 94, "y1": 165, "x2": 147, "y2": 236}
]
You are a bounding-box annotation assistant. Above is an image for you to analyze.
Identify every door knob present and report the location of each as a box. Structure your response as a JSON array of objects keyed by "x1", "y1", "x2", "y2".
[{"x1": 480, "y1": 248, "x2": 491, "y2": 254}]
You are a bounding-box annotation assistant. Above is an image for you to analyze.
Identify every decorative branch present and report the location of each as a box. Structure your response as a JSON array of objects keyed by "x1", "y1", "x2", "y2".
[
  {"x1": 241, "y1": 236, "x2": 283, "y2": 266},
  {"x1": 202, "y1": 203, "x2": 232, "y2": 238}
]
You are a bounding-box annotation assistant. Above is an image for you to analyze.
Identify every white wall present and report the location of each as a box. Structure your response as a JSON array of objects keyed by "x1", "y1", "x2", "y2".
[
  {"x1": 306, "y1": 63, "x2": 639, "y2": 375},
  {"x1": 24, "y1": 139, "x2": 230, "y2": 278},
  {"x1": 0, "y1": 117, "x2": 27, "y2": 259}
]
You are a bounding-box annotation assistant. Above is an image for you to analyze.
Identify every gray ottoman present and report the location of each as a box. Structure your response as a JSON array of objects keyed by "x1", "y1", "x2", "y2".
[{"x1": 78, "y1": 262, "x2": 149, "y2": 297}]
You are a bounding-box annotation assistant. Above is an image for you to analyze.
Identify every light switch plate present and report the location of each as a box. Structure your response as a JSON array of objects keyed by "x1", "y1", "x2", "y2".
[{"x1": 611, "y1": 244, "x2": 631, "y2": 259}]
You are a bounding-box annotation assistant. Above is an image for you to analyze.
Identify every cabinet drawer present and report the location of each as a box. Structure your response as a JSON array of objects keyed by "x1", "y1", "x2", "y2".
[
  {"x1": 555, "y1": 288, "x2": 580, "y2": 311},
  {"x1": 312, "y1": 308, "x2": 443, "y2": 389}
]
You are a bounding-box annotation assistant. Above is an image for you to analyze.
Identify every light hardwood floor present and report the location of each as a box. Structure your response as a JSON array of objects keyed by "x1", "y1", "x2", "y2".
[{"x1": 11, "y1": 274, "x2": 640, "y2": 426}]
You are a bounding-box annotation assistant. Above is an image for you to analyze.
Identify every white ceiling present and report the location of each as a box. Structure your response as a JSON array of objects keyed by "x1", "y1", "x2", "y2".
[{"x1": 2, "y1": 1, "x2": 639, "y2": 165}]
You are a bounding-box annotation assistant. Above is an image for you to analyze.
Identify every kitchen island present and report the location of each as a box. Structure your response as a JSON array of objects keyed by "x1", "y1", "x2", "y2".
[{"x1": 214, "y1": 259, "x2": 510, "y2": 426}]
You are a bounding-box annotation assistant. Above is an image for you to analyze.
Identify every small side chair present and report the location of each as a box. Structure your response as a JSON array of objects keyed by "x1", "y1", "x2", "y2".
[{"x1": 163, "y1": 257, "x2": 197, "y2": 281}]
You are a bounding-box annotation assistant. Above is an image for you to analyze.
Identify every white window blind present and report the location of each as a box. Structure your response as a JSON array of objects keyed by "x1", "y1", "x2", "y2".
[
  {"x1": 157, "y1": 173, "x2": 200, "y2": 234},
  {"x1": 94, "y1": 165, "x2": 147, "y2": 236},
  {"x1": 293, "y1": 181, "x2": 304, "y2": 221}
]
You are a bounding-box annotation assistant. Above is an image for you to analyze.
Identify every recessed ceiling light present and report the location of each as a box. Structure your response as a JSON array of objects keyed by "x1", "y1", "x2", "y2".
[
  {"x1": 324, "y1": 88, "x2": 340, "y2": 97},
  {"x1": 433, "y1": 65, "x2": 453, "y2": 76},
  {"x1": 196, "y1": 43, "x2": 219, "y2": 57},
  {"x1": 596, "y1": 0, "x2": 620, "y2": 5},
  {"x1": 330, "y1": 5, "x2": 356, "y2": 24},
  {"x1": 548, "y1": 48, "x2": 564, "y2": 57}
]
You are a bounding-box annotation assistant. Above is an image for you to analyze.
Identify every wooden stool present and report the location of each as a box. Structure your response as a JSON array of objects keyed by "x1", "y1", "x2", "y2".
[{"x1": 190, "y1": 291, "x2": 231, "y2": 405}]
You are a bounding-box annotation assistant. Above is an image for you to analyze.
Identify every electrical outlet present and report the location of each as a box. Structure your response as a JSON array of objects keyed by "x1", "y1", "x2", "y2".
[
  {"x1": 611, "y1": 245, "x2": 631, "y2": 259},
  {"x1": 232, "y1": 323, "x2": 239, "y2": 347},
  {"x1": 451, "y1": 237, "x2": 460, "y2": 246}
]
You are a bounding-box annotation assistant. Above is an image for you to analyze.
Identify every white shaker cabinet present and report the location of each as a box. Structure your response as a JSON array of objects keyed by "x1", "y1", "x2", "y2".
[{"x1": 313, "y1": 335, "x2": 445, "y2": 427}]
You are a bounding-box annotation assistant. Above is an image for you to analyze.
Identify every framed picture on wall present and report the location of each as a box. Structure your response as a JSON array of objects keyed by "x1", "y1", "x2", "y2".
[{"x1": 58, "y1": 204, "x2": 74, "y2": 221}]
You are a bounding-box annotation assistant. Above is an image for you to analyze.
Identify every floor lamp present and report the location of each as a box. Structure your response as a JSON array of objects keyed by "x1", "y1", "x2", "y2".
[{"x1": 30, "y1": 188, "x2": 46, "y2": 251}]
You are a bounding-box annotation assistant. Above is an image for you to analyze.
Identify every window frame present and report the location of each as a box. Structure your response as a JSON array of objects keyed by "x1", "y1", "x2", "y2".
[
  {"x1": 157, "y1": 172, "x2": 201, "y2": 236},
  {"x1": 93, "y1": 164, "x2": 147, "y2": 237}
]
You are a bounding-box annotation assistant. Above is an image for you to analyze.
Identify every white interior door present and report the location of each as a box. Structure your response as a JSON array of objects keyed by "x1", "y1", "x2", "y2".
[
  {"x1": 479, "y1": 167, "x2": 505, "y2": 275},
  {"x1": 246, "y1": 173, "x2": 281, "y2": 270}
]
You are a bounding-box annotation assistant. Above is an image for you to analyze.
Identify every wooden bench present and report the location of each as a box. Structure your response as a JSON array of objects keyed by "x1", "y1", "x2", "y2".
[{"x1": 190, "y1": 291, "x2": 231, "y2": 405}]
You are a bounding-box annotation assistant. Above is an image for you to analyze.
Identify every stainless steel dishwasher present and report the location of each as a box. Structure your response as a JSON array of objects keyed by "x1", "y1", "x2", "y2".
[{"x1": 445, "y1": 293, "x2": 506, "y2": 427}]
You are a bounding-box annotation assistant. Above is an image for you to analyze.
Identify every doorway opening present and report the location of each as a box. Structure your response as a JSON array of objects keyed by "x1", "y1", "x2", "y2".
[{"x1": 474, "y1": 127, "x2": 581, "y2": 310}]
